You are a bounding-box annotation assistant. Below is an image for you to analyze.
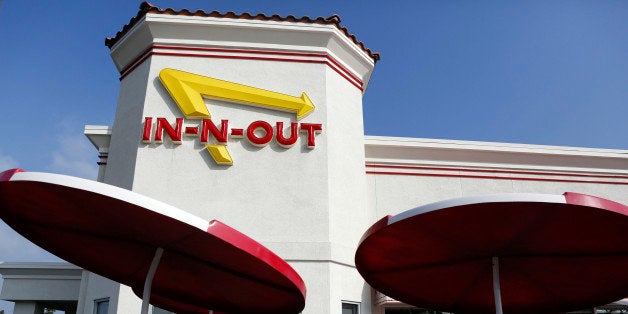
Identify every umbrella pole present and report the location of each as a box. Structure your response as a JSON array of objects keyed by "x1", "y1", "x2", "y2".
[
  {"x1": 141, "y1": 247, "x2": 164, "y2": 314},
  {"x1": 492, "y1": 256, "x2": 504, "y2": 314}
]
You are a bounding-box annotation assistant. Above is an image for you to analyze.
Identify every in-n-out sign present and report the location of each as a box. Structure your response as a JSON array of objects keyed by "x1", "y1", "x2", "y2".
[
  {"x1": 142, "y1": 69, "x2": 323, "y2": 165},
  {"x1": 141, "y1": 118, "x2": 322, "y2": 162}
]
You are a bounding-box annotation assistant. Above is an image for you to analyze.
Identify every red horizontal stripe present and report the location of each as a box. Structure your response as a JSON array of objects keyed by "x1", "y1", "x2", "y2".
[
  {"x1": 324, "y1": 60, "x2": 362, "y2": 91},
  {"x1": 366, "y1": 171, "x2": 628, "y2": 185},
  {"x1": 119, "y1": 46, "x2": 152, "y2": 75},
  {"x1": 154, "y1": 51, "x2": 324, "y2": 64},
  {"x1": 120, "y1": 50, "x2": 153, "y2": 80},
  {"x1": 153, "y1": 45, "x2": 326, "y2": 59},
  {"x1": 152, "y1": 45, "x2": 363, "y2": 85},
  {"x1": 324, "y1": 54, "x2": 362, "y2": 84},
  {"x1": 119, "y1": 45, "x2": 364, "y2": 90},
  {"x1": 366, "y1": 163, "x2": 628, "y2": 179}
]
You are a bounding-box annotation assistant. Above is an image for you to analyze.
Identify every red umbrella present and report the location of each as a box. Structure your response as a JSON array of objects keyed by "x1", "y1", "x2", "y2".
[
  {"x1": 356, "y1": 193, "x2": 628, "y2": 314},
  {"x1": 0, "y1": 169, "x2": 305, "y2": 314}
]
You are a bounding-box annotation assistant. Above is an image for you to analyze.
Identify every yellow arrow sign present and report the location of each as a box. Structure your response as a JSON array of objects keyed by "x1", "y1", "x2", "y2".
[
  {"x1": 159, "y1": 68, "x2": 315, "y2": 119},
  {"x1": 158, "y1": 68, "x2": 316, "y2": 166}
]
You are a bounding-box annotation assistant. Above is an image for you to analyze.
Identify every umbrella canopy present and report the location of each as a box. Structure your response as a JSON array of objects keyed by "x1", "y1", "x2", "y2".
[
  {"x1": 0, "y1": 169, "x2": 306, "y2": 314},
  {"x1": 355, "y1": 193, "x2": 628, "y2": 314}
]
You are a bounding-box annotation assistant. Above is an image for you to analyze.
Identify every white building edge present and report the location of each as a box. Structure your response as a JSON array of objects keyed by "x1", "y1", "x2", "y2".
[{"x1": 2, "y1": 3, "x2": 628, "y2": 314}]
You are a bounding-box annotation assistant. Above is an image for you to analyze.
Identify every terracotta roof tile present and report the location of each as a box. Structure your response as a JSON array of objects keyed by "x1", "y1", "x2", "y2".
[{"x1": 105, "y1": 2, "x2": 380, "y2": 63}]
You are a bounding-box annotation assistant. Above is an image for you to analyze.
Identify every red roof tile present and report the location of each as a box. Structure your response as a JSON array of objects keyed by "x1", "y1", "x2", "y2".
[{"x1": 105, "y1": 2, "x2": 380, "y2": 63}]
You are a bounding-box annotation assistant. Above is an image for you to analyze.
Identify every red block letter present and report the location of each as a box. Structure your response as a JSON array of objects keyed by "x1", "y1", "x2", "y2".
[
  {"x1": 201, "y1": 119, "x2": 229, "y2": 143},
  {"x1": 155, "y1": 117, "x2": 183, "y2": 144},
  {"x1": 300, "y1": 123, "x2": 322, "y2": 148},
  {"x1": 247, "y1": 120, "x2": 274, "y2": 146},
  {"x1": 142, "y1": 117, "x2": 153, "y2": 143},
  {"x1": 276, "y1": 122, "x2": 299, "y2": 148}
]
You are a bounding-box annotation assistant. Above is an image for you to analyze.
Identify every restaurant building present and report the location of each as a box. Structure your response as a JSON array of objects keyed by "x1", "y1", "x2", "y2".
[{"x1": 1, "y1": 3, "x2": 628, "y2": 314}]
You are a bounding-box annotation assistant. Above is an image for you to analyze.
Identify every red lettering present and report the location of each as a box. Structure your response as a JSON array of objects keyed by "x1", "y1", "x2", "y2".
[
  {"x1": 230, "y1": 128, "x2": 244, "y2": 137},
  {"x1": 142, "y1": 117, "x2": 153, "y2": 143},
  {"x1": 275, "y1": 122, "x2": 299, "y2": 147},
  {"x1": 247, "y1": 120, "x2": 274, "y2": 146},
  {"x1": 300, "y1": 123, "x2": 322, "y2": 148},
  {"x1": 155, "y1": 118, "x2": 183, "y2": 143},
  {"x1": 143, "y1": 116, "x2": 322, "y2": 152},
  {"x1": 201, "y1": 119, "x2": 228, "y2": 143},
  {"x1": 184, "y1": 127, "x2": 199, "y2": 135}
]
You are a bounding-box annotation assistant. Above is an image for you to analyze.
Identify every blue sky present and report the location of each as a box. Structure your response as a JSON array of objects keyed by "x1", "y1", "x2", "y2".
[{"x1": 1, "y1": 1, "x2": 628, "y2": 312}]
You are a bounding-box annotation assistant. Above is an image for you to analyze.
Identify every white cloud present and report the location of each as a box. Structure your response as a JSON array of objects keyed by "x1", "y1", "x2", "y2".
[
  {"x1": 0, "y1": 150, "x2": 18, "y2": 172},
  {"x1": 48, "y1": 118, "x2": 98, "y2": 180}
]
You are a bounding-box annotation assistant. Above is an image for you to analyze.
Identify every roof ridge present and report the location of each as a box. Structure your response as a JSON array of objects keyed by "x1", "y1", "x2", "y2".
[{"x1": 105, "y1": 2, "x2": 380, "y2": 62}]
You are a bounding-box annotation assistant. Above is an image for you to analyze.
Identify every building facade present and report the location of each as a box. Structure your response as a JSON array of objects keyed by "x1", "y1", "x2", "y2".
[{"x1": 2, "y1": 3, "x2": 628, "y2": 314}]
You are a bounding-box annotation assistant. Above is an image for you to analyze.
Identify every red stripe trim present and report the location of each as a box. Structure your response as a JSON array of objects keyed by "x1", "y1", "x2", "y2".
[
  {"x1": 365, "y1": 171, "x2": 628, "y2": 185},
  {"x1": 120, "y1": 51, "x2": 154, "y2": 80},
  {"x1": 366, "y1": 163, "x2": 628, "y2": 179},
  {"x1": 152, "y1": 45, "x2": 363, "y2": 85},
  {"x1": 153, "y1": 45, "x2": 325, "y2": 58},
  {"x1": 324, "y1": 60, "x2": 362, "y2": 90},
  {"x1": 154, "y1": 51, "x2": 322, "y2": 63},
  {"x1": 324, "y1": 54, "x2": 361, "y2": 83},
  {"x1": 119, "y1": 45, "x2": 364, "y2": 90},
  {"x1": 119, "y1": 46, "x2": 152, "y2": 75}
]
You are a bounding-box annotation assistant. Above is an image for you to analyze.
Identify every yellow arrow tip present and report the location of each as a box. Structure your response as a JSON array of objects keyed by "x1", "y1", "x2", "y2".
[
  {"x1": 205, "y1": 144, "x2": 233, "y2": 165},
  {"x1": 297, "y1": 93, "x2": 315, "y2": 120}
]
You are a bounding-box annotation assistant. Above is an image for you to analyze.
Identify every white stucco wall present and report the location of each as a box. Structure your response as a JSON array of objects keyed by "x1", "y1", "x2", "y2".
[{"x1": 97, "y1": 11, "x2": 376, "y2": 314}]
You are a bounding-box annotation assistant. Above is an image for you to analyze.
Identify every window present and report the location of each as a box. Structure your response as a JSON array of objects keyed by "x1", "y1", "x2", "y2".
[
  {"x1": 342, "y1": 302, "x2": 359, "y2": 314},
  {"x1": 94, "y1": 299, "x2": 109, "y2": 314}
]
